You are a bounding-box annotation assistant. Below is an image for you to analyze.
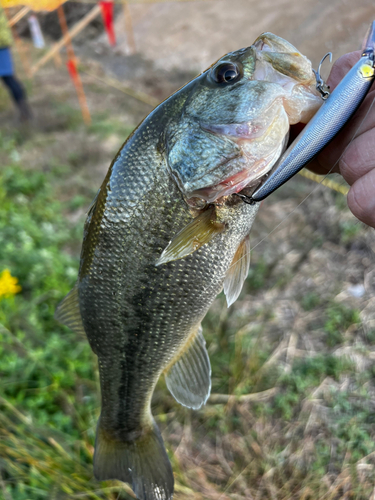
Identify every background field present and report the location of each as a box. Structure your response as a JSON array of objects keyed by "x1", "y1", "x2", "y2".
[{"x1": 1, "y1": 1, "x2": 375, "y2": 498}]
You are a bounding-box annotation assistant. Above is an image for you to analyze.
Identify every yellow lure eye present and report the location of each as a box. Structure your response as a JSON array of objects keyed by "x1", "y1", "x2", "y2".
[{"x1": 359, "y1": 63, "x2": 375, "y2": 79}]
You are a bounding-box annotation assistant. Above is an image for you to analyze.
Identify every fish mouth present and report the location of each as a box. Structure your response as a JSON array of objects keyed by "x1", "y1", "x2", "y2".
[
  {"x1": 181, "y1": 36, "x2": 323, "y2": 205},
  {"x1": 187, "y1": 145, "x2": 285, "y2": 203},
  {"x1": 186, "y1": 104, "x2": 289, "y2": 203}
]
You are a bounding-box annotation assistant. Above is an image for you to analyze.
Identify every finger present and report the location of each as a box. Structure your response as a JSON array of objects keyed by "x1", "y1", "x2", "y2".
[
  {"x1": 347, "y1": 169, "x2": 375, "y2": 228},
  {"x1": 303, "y1": 51, "x2": 375, "y2": 177},
  {"x1": 338, "y1": 128, "x2": 375, "y2": 185},
  {"x1": 324, "y1": 51, "x2": 375, "y2": 144},
  {"x1": 312, "y1": 91, "x2": 375, "y2": 174}
]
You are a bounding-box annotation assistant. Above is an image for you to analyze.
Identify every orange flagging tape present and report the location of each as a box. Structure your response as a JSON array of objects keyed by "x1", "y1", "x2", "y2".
[{"x1": 100, "y1": 1, "x2": 116, "y2": 46}]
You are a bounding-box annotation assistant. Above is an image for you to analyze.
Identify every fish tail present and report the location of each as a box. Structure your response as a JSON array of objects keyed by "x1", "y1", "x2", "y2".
[{"x1": 94, "y1": 418, "x2": 174, "y2": 500}]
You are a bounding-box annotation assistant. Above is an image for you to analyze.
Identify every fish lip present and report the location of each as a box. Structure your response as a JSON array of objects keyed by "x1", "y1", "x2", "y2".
[
  {"x1": 185, "y1": 152, "x2": 280, "y2": 203},
  {"x1": 170, "y1": 118, "x2": 274, "y2": 202}
]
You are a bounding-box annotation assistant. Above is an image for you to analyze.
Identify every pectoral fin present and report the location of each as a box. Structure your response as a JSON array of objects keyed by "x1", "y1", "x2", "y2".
[
  {"x1": 54, "y1": 285, "x2": 85, "y2": 336},
  {"x1": 224, "y1": 235, "x2": 250, "y2": 307},
  {"x1": 165, "y1": 326, "x2": 211, "y2": 410},
  {"x1": 156, "y1": 206, "x2": 224, "y2": 266}
]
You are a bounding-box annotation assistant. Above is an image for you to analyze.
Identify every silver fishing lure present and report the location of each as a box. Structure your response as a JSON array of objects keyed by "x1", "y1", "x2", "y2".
[{"x1": 245, "y1": 21, "x2": 375, "y2": 203}]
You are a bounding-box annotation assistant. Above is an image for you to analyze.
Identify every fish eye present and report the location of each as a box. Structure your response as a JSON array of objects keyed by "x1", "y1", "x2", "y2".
[{"x1": 212, "y1": 63, "x2": 241, "y2": 84}]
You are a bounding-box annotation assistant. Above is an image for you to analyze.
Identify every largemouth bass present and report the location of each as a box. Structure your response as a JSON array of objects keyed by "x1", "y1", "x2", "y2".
[{"x1": 56, "y1": 33, "x2": 322, "y2": 500}]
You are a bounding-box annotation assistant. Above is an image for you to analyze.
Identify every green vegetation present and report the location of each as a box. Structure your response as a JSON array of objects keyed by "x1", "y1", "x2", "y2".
[
  {"x1": 246, "y1": 257, "x2": 268, "y2": 291},
  {"x1": 339, "y1": 219, "x2": 363, "y2": 243},
  {"x1": 324, "y1": 303, "x2": 360, "y2": 347},
  {"x1": 0, "y1": 156, "x2": 115, "y2": 498},
  {"x1": 274, "y1": 354, "x2": 353, "y2": 420},
  {"x1": 301, "y1": 292, "x2": 320, "y2": 311}
]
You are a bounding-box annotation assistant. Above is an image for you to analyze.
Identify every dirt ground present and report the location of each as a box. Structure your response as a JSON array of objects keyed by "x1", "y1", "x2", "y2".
[{"x1": 85, "y1": 0, "x2": 375, "y2": 81}]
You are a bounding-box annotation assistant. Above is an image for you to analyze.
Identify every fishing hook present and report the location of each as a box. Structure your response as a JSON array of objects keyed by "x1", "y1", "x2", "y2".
[
  {"x1": 234, "y1": 193, "x2": 256, "y2": 205},
  {"x1": 313, "y1": 52, "x2": 332, "y2": 100}
]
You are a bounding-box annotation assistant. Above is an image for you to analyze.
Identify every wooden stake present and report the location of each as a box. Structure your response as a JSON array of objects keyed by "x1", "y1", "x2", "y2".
[
  {"x1": 53, "y1": 50, "x2": 63, "y2": 68},
  {"x1": 30, "y1": 4, "x2": 101, "y2": 77},
  {"x1": 123, "y1": 0, "x2": 136, "y2": 54},
  {"x1": 57, "y1": 5, "x2": 75, "y2": 59},
  {"x1": 8, "y1": 6, "x2": 30, "y2": 27},
  {"x1": 57, "y1": 4, "x2": 91, "y2": 125}
]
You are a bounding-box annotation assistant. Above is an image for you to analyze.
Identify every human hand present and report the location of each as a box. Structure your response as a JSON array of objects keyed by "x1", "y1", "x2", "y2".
[{"x1": 308, "y1": 51, "x2": 375, "y2": 228}]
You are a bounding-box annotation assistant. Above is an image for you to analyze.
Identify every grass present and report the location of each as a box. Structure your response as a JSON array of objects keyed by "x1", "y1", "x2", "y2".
[
  {"x1": 1, "y1": 65, "x2": 375, "y2": 499},
  {"x1": 274, "y1": 354, "x2": 354, "y2": 420},
  {"x1": 324, "y1": 304, "x2": 360, "y2": 347},
  {"x1": 0, "y1": 159, "x2": 111, "y2": 499}
]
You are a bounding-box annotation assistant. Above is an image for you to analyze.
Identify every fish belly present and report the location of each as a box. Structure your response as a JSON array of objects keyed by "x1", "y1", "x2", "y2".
[{"x1": 79, "y1": 193, "x2": 258, "y2": 436}]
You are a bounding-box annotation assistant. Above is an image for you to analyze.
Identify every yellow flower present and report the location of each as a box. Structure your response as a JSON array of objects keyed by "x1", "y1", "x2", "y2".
[{"x1": 0, "y1": 269, "x2": 22, "y2": 299}]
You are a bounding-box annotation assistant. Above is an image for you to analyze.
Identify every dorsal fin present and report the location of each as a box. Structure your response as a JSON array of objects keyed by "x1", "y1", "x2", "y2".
[
  {"x1": 155, "y1": 206, "x2": 225, "y2": 266},
  {"x1": 224, "y1": 235, "x2": 250, "y2": 307},
  {"x1": 164, "y1": 326, "x2": 211, "y2": 410},
  {"x1": 54, "y1": 285, "x2": 85, "y2": 336}
]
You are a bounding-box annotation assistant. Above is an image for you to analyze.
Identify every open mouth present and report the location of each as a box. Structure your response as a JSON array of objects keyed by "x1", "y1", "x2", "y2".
[
  {"x1": 186, "y1": 105, "x2": 290, "y2": 203},
  {"x1": 187, "y1": 144, "x2": 286, "y2": 202},
  {"x1": 179, "y1": 38, "x2": 322, "y2": 206}
]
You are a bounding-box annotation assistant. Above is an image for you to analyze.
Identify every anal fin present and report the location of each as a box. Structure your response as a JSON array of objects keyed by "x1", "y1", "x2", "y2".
[
  {"x1": 54, "y1": 285, "x2": 85, "y2": 336},
  {"x1": 224, "y1": 235, "x2": 250, "y2": 307},
  {"x1": 156, "y1": 206, "x2": 224, "y2": 266},
  {"x1": 165, "y1": 326, "x2": 211, "y2": 410}
]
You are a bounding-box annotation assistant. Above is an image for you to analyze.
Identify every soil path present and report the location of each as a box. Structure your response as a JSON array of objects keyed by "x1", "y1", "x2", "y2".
[{"x1": 107, "y1": 0, "x2": 373, "y2": 74}]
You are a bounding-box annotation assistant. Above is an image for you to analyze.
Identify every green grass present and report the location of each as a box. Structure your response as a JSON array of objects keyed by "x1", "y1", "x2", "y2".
[
  {"x1": 274, "y1": 354, "x2": 354, "y2": 420},
  {"x1": 324, "y1": 303, "x2": 360, "y2": 347},
  {"x1": 339, "y1": 219, "x2": 363, "y2": 243},
  {"x1": 301, "y1": 292, "x2": 321, "y2": 311},
  {"x1": 0, "y1": 160, "x2": 115, "y2": 499},
  {"x1": 87, "y1": 114, "x2": 134, "y2": 139}
]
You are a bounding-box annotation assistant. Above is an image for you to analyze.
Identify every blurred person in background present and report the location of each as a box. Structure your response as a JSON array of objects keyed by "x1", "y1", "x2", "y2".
[{"x1": 0, "y1": 4, "x2": 32, "y2": 121}]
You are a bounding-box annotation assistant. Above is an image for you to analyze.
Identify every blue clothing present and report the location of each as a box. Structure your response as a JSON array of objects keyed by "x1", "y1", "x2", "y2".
[
  {"x1": 0, "y1": 47, "x2": 13, "y2": 77},
  {"x1": 2, "y1": 75, "x2": 24, "y2": 103},
  {"x1": 0, "y1": 46, "x2": 27, "y2": 109}
]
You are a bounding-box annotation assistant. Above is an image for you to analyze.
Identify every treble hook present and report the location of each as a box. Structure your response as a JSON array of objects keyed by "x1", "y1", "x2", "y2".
[{"x1": 313, "y1": 52, "x2": 332, "y2": 100}]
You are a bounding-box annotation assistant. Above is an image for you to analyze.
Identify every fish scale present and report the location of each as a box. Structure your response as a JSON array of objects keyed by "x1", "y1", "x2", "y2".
[
  {"x1": 83, "y1": 181, "x2": 253, "y2": 394},
  {"x1": 55, "y1": 32, "x2": 323, "y2": 500}
]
